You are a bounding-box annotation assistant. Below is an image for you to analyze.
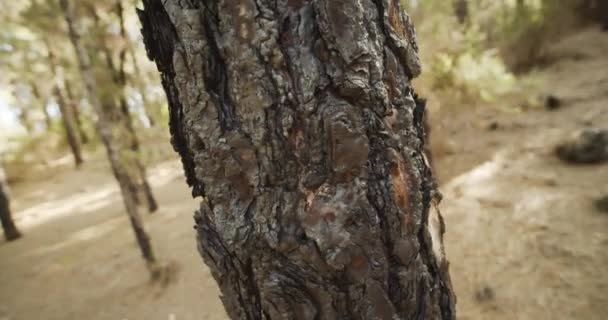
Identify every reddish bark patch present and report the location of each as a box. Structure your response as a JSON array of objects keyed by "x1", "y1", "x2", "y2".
[
  {"x1": 238, "y1": 148, "x2": 255, "y2": 162},
  {"x1": 288, "y1": 125, "x2": 307, "y2": 162},
  {"x1": 314, "y1": 39, "x2": 330, "y2": 62},
  {"x1": 323, "y1": 211, "x2": 336, "y2": 223},
  {"x1": 387, "y1": 0, "x2": 407, "y2": 40},
  {"x1": 350, "y1": 254, "x2": 368, "y2": 270},
  {"x1": 287, "y1": 0, "x2": 308, "y2": 9},
  {"x1": 383, "y1": 50, "x2": 400, "y2": 102},
  {"x1": 388, "y1": 150, "x2": 410, "y2": 211},
  {"x1": 229, "y1": 173, "x2": 253, "y2": 201}
]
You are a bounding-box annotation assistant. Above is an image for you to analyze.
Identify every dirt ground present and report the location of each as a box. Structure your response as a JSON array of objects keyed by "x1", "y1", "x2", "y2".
[{"x1": 1, "y1": 28, "x2": 607, "y2": 320}]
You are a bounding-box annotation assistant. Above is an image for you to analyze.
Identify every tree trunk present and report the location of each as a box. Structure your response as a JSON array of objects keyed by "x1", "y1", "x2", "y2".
[
  {"x1": 47, "y1": 45, "x2": 84, "y2": 167},
  {"x1": 60, "y1": 0, "x2": 159, "y2": 275},
  {"x1": 16, "y1": 107, "x2": 33, "y2": 135},
  {"x1": 54, "y1": 86, "x2": 84, "y2": 167},
  {"x1": 130, "y1": 49, "x2": 157, "y2": 127},
  {"x1": 0, "y1": 166, "x2": 22, "y2": 241},
  {"x1": 64, "y1": 81, "x2": 90, "y2": 144},
  {"x1": 117, "y1": 0, "x2": 157, "y2": 127},
  {"x1": 31, "y1": 82, "x2": 52, "y2": 130},
  {"x1": 90, "y1": 1, "x2": 159, "y2": 213},
  {"x1": 120, "y1": 97, "x2": 159, "y2": 213},
  {"x1": 454, "y1": 0, "x2": 468, "y2": 24},
  {"x1": 140, "y1": 0, "x2": 455, "y2": 318}
]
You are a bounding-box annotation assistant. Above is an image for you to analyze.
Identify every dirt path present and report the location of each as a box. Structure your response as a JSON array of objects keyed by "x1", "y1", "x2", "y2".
[
  {"x1": 0, "y1": 28, "x2": 606, "y2": 320},
  {"x1": 440, "y1": 28, "x2": 608, "y2": 319},
  {"x1": 0, "y1": 160, "x2": 226, "y2": 320}
]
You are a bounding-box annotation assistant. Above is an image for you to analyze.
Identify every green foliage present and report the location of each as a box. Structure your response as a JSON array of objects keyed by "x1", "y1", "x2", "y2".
[
  {"x1": 0, "y1": 0, "x2": 167, "y2": 171},
  {"x1": 495, "y1": 0, "x2": 586, "y2": 71},
  {"x1": 403, "y1": 0, "x2": 584, "y2": 111}
]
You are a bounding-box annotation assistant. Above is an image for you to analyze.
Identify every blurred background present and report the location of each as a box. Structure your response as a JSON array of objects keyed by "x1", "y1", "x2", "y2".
[{"x1": 0, "y1": 0, "x2": 607, "y2": 319}]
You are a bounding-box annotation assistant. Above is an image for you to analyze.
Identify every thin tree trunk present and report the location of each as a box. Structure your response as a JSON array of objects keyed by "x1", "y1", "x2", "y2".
[
  {"x1": 84, "y1": 0, "x2": 158, "y2": 213},
  {"x1": 115, "y1": 1, "x2": 159, "y2": 213},
  {"x1": 60, "y1": 0, "x2": 159, "y2": 276},
  {"x1": 117, "y1": 0, "x2": 157, "y2": 127},
  {"x1": 140, "y1": 0, "x2": 455, "y2": 318},
  {"x1": 47, "y1": 45, "x2": 84, "y2": 167},
  {"x1": 16, "y1": 106, "x2": 33, "y2": 135},
  {"x1": 54, "y1": 87, "x2": 84, "y2": 167},
  {"x1": 121, "y1": 97, "x2": 159, "y2": 213},
  {"x1": 31, "y1": 82, "x2": 52, "y2": 130},
  {"x1": 454, "y1": 0, "x2": 468, "y2": 24},
  {"x1": 130, "y1": 50, "x2": 157, "y2": 127},
  {"x1": 0, "y1": 166, "x2": 21, "y2": 241},
  {"x1": 64, "y1": 81, "x2": 90, "y2": 144}
]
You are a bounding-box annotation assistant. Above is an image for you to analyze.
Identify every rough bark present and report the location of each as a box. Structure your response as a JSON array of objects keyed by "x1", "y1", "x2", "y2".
[
  {"x1": 60, "y1": 0, "x2": 159, "y2": 273},
  {"x1": 0, "y1": 166, "x2": 22, "y2": 241},
  {"x1": 140, "y1": 0, "x2": 455, "y2": 319}
]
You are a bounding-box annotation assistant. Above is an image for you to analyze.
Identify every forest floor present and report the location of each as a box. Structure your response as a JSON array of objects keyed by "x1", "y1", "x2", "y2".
[{"x1": 1, "y1": 27, "x2": 607, "y2": 320}]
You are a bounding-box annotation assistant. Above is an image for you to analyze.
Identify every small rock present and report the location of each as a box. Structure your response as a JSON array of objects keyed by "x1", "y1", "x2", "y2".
[
  {"x1": 595, "y1": 195, "x2": 608, "y2": 213},
  {"x1": 545, "y1": 95, "x2": 562, "y2": 110},
  {"x1": 475, "y1": 285, "x2": 495, "y2": 302},
  {"x1": 555, "y1": 128, "x2": 608, "y2": 164}
]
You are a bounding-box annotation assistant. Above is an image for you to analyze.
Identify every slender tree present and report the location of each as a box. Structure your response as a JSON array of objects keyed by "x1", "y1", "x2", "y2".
[
  {"x1": 30, "y1": 82, "x2": 53, "y2": 130},
  {"x1": 60, "y1": 0, "x2": 160, "y2": 277},
  {"x1": 117, "y1": 0, "x2": 157, "y2": 127},
  {"x1": 0, "y1": 165, "x2": 22, "y2": 241},
  {"x1": 47, "y1": 43, "x2": 84, "y2": 167},
  {"x1": 64, "y1": 80, "x2": 90, "y2": 144},
  {"x1": 140, "y1": 0, "x2": 455, "y2": 318},
  {"x1": 87, "y1": 0, "x2": 158, "y2": 213},
  {"x1": 454, "y1": 0, "x2": 469, "y2": 24}
]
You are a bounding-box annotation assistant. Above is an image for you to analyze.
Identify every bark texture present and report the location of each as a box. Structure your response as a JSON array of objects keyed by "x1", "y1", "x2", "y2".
[
  {"x1": 60, "y1": 0, "x2": 159, "y2": 273},
  {"x1": 0, "y1": 167, "x2": 22, "y2": 241},
  {"x1": 140, "y1": 0, "x2": 455, "y2": 318}
]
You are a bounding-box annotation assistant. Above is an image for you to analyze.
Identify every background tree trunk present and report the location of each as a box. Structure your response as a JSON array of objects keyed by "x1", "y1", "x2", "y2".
[
  {"x1": 454, "y1": 0, "x2": 469, "y2": 24},
  {"x1": 47, "y1": 44, "x2": 84, "y2": 167},
  {"x1": 89, "y1": 1, "x2": 159, "y2": 213},
  {"x1": 117, "y1": 0, "x2": 157, "y2": 127},
  {"x1": 140, "y1": 0, "x2": 455, "y2": 318},
  {"x1": 60, "y1": 0, "x2": 159, "y2": 276},
  {"x1": 0, "y1": 166, "x2": 22, "y2": 241},
  {"x1": 31, "y1": 82, "x2": 52, "y2": 130},
  {"x1": 64, "y1": 81, "x2": 90, "y2": 144},
  {"x1": 54, "y1": 86, "x2": 84, "y2": 167}
]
